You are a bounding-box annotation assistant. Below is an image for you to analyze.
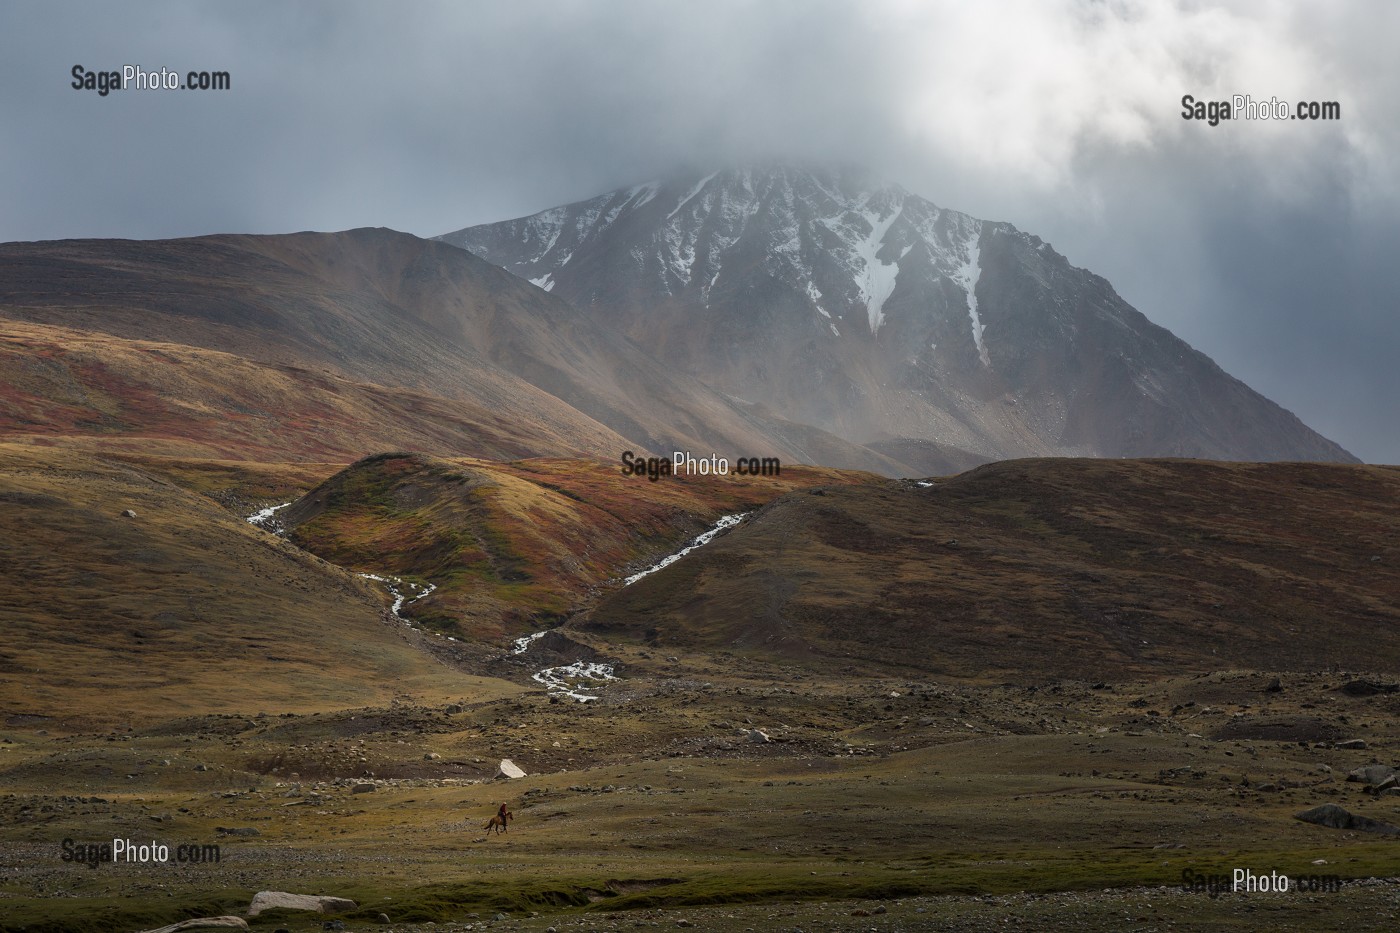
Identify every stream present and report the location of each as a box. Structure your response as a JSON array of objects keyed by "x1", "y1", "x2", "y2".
[{"x1": 520, "y1": 511, "x2": 749, "y2": 702}]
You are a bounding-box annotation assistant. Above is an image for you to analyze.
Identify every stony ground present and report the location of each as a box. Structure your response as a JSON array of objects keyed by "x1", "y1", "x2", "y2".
[{"x1": 3, "y1": 662, "x2": 1399, "y2": 932}]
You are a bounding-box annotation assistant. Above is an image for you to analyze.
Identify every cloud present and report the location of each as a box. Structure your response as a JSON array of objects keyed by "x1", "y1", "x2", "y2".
[{"x1": 0, "y1": 0, "x2": 1394, "y2": 460}]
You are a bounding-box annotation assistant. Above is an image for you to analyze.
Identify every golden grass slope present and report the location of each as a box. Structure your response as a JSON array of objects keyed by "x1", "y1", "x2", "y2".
[{"x1": 0, "y1": 444, "x2": 520, "y2": 729}]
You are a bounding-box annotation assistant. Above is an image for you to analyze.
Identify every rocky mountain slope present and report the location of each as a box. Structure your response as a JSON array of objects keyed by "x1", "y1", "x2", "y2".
[
  {"x1": 0, "y1": 229, "x2": 907, "y2": 473},
  {"x1": 441, "y1": 165, "x2": 1356, "y2": 464}
]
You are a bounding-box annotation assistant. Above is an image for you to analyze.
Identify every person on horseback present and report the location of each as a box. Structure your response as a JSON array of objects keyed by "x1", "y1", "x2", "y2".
[{"x1": 484, "y1": 801, "x2": 514, "y2": 835}]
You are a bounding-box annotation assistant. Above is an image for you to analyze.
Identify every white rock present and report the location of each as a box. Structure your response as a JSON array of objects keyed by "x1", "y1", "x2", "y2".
[
  {"x1": 495, "y1": 758, "x2": 526, "y2": 779},
  {"x1": 247, "y1": 891, "x2": 357, "y2": 916}
]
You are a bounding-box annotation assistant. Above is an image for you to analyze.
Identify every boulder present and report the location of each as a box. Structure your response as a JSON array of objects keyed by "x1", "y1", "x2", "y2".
[
  {"x1": 247, "y1": 891, "x2": 357, "y2": 916},
  {"x1": 351, "y1": 782, "x2": 376, "y2": 793},
  {"x1": 495, "y1": 758, "x2": 526, "y2": 779},
  {"x1": 747, "y1": 729, "x2": 771, "y2": 744},
  {"x1": 1294, "y1": 804, "x2": 1400, "y2": 835},
  {"x1": 1346, "y1": 764, "x2": 1396, "y2": 786},
  {"x1": 122, "y1": 509, "x2": 138, "y2": 518},
  {"x1": 1338, "y1": 680, "x2": 1399, "y2": 697},
  {"x1": 139, "y1": 919, "x2": 249, "y2": 933},
  {"x1": 1336, "y1": 738, "x2": 1369, "y2": 750}
]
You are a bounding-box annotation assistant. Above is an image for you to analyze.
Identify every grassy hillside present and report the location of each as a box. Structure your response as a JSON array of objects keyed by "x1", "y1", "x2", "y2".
[
  {"x1": 582, "y1": 458, "x2": 1400, "y2": 678},
  {"x1": 0, "y1": 320, "x2": 624, "y2": 461},
  {"x1": 0, "y1": 443, "x2": 520, "y2": 729},
  {"x1": 282, "y1": 452, "x2": 883, "y2": 642},
  {"x1": 0, "y1": 231, "x2": 912, "y2": 475}
]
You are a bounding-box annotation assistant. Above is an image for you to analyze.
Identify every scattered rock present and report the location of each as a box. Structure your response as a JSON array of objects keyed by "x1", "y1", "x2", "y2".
[
  {"x1": 1338, "y1": 680, "x2": 1399, "y2": 697},
  {"x1": 138, "y1": 919, "x2": 249, "y2": 932},
  {"x1": 446, "y1": 704, "x2": 464, "y2": 714},
  {"x1": 351, "y1": 783, "x2": 376, "y2": 794},
  {"x1": 216, "y1": 826, "x2": 259, "y2": 837},
  {"x1": 247, "y1": 891, "x2": 357, "y2": 916},
  {"x1": 1210, "y1": 715, "x2": 1339, "y2": 743},
  {"x1": 495, "y1": 758, "x2": 526, "y2": 779},
  {"x1": 1264, "y1": 677, "x2": 1282, "y2": 693},
  {"x1": 1294, "y1": 804, "x2": 1400, "y2": 835}
]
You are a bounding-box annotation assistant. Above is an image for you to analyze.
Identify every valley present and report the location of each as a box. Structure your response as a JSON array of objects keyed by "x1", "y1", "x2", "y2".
[
  {"x1": 2, "y1": 443, "x2": 1397, "y2": 931},
  {"x1": 0, "y1": 181, "x2": 1392, "y2": 933}
]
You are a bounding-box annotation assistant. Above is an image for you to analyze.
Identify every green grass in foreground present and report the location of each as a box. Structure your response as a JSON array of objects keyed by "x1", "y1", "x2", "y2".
[{"x1": 4, "y1": 843, "x2": 1396, "y2": 931}]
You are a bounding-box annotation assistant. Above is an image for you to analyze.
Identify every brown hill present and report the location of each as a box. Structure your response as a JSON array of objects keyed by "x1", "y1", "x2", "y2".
[
  {"x1": 0, "y1": 321, "x2": 621, "y2": 460},
  {"x1": 279, "y1": 452, "x2": 881, "y2": 643},
  {"x1": 0, "y1": 229, "x2": 908, "y2": 474},
  {"x1": 579, "y1": 458, "x2": 1400, "y2": 679},
  {"x1": 0, "y1": 444, "x2": 517, "y2": 729}
]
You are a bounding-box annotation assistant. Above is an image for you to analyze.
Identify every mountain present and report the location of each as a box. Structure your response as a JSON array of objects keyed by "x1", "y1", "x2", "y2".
[
  {"x1": 0, "y1": 229, "x2": 907, "y2": 473},
  {"x1": 440, "y1": 165, "x2": 1356, "y2": 464},
  {"x1": 579, "y1": 458, "x2": 1400, "y2": 679}
]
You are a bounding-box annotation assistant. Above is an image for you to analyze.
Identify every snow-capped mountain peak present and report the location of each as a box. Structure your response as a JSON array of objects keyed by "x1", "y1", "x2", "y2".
[
  {"x1": 441, "y1": 165, "x2": 990, "y2": 353},
  {"x1": 436, "y1": 164, "x2": 1356, "y2": 466}
]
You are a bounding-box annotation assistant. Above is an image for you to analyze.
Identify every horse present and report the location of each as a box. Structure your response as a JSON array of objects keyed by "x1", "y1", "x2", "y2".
[{"x1": 484, "y1": 810, "x2": 514, "y2": 835}]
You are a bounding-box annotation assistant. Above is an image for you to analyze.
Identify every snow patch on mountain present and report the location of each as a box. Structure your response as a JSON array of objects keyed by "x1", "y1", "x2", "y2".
[
  {"x1": 849, "y1": 202, "x2": 901, "y2": 335},
  {"x1": 668, "y1": 171, "x2": 719, "y2": 220},
  {"x1": 807, "y1": 280, "x2": 830, "y2": 319},
  {"x1": 629, "y1": 181, "x2": 660, "y2": 209},
  {"x1": 522, "y1": 207, "x2": 567, "y2": 255},
  {"x1": 950, "y1": 224, "x2": 988, "y2": 366}
]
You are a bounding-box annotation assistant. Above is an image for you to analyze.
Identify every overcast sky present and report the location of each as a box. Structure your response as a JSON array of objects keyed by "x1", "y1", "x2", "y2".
[{"x1": 3, "y1": 0, "x2": 1396, "y2": 461}]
